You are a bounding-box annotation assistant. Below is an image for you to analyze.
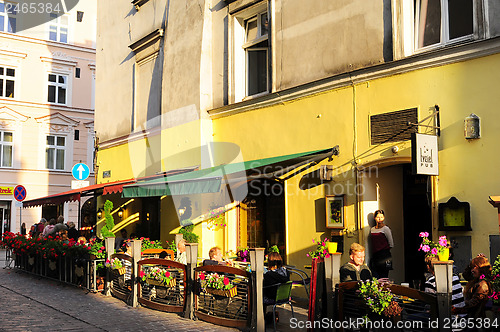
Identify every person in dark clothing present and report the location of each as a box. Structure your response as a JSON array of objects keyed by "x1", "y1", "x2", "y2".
[
  {"x1": 263, "y1": 252, "x2": 290, "y2": 323},
  {"x1": 370, "y1": 209, "x2": 394, "y2": 278},
  {"x1": 67, "y1": 222, "x2": 79, "y2": 241},
  {"x1": 20, "y1": 223, "x2": 26, "y2": 236}
]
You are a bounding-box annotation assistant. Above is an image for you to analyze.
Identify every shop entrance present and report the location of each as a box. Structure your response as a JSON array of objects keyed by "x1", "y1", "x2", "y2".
[
  {"x1": 402, "y1": 164, "x2": 432, "y2": 283},
  {"x1": 0, "y1": 200, "x2": 12, "y2": 236}
]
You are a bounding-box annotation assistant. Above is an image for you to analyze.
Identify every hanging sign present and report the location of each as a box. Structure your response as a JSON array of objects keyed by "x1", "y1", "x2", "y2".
[{"x1": 411, "y1": 133, "x2": 439, "y2": 175}]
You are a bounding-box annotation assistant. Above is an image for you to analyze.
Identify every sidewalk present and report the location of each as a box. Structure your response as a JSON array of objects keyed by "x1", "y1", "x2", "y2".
[{"x1": 0, "y1": 250, "x2": 308, "y2": 331}]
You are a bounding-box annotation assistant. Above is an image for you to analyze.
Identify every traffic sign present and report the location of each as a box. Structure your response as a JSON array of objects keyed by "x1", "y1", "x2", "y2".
[
  {"x1": 72, "y1": 163, "x2": 90, "y2": 181},
  {"x1": 14, "y1": 185, "x2": 27, "y2": 202}
]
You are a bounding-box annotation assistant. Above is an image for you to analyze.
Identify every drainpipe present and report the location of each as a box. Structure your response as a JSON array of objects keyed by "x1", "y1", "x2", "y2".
[{"x1": 350, "y1": 75, "x2": 363, "y2": 244}]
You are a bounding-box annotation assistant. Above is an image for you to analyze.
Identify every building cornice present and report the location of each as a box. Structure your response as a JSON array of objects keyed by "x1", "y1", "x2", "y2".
[
  {"x1": 0, "y1": 98, "x2": 94, "y2": 115},
  {"x1": 0, "y1": 32, "x2": 96, "y2": 54},
  {"x1": 209, "y1": 37, "x2": 500, "y2": 119},
  {"x1": 99, "y1": 125, "x2": 161, "y2": 150},
  {"x1": 40, "y1": 56, "x2": 78, "y2": 67}
]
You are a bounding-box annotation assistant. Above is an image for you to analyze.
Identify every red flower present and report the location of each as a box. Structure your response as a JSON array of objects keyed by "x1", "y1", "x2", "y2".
[
  {"x1": 165, "y1": 271, "x2": 170, "y2": 278},
  {"x1": 223, "y1": 277, "x2": 230, "y2": 286},
  {"x1": 199, "y1": 272, "x2": 205, "y2": 281},
  {"x1": 139, "y1": 270, "x2": 145, "y2": 278}
]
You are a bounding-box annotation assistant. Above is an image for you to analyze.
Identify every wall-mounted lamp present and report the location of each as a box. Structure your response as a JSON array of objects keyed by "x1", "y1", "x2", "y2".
[
  {"x1": 178, "y1": 207, "x2": 186, "y2": 217},
  {"x1": 97, "y1": 208, "x2": 103, "y2": 219},
  {"x1": 117, "y1": 207, "x2": 124, "y2": 219},
  {"x1": 464, "y1": 113, "x2": 480, "y2": 139}
]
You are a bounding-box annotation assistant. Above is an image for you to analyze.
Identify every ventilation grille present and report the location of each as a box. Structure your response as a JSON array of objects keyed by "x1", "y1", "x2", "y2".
[{"x1": 370, "y1": 108, "x2": 417, "y2": 145}]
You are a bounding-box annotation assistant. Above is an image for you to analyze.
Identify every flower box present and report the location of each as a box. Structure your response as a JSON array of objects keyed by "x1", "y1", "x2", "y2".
[
  {"x1": 116, "y1": 267, "x2": 126, "y2": 275},
  {"x1": 206, "y1": 286, "x2": 237, "y2": 298},
  {"x1": 146, "y1": 277, "x2": 176, "y2": 287}
]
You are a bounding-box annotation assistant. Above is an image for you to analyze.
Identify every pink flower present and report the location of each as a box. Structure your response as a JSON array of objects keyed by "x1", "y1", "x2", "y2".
[
  {"x1": 199, "y1": 272, "x2": 205, "y2": 281},
  {"x1": 165, "y1": 271, "x2": 170, "y2": 278},
  {"x1": 480, "y1": 274, "x2": 485, "y2": 280},
  {"x1": 139, "y1": 270, "x2": 145, "y2": 278},
  {"x1": 438, "y1": 236, "x2": 447, "y2": 247},
  {"x1": 431, "y1": 248, "x2": 438, "y2": 255},
  {"x1": 419, "y1": 232, "x2": 429, "y2": 238},
  {"x1": 98, "y1": 250, "x2": 102, "y2": 253},
  {"x1": 421, "y1": 245, "x2": 430, "y2": 252},
  {"x1": 223, "y1": 277, "x2": 230, "y2": 286},
  {"x1": 325, "y1": 253, "x2": 330, "y2": 258}
]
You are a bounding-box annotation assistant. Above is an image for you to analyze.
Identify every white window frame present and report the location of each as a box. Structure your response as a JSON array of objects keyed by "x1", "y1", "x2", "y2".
[
  {"x1": 0, "y1": 1, "x2": 17, "y2": 33},
  {"x1": 0, "y1": 64, "x2": 16, "y2": 99},
  {"x1": 45, "y1": 134, "x2": 66, "y2": 170},
  {"x1": 232, "y1": 2, "x2": 270, "y2": 102},
  {"x1": 398, "y1": 0, "x2": 483, "y2": 57},
  {"x1": 0, "y1": 130, "x2": 13, "y2": 168},
  {"x1": 47, "y1": 72, "x2": 68, "y2": 105},
  {"x1": 48, "y1": 13, "x2": 68, "y2": 43}
]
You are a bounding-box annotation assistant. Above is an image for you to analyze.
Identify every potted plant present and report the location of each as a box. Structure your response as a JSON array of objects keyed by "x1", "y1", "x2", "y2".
[
  {"x1": 140, "y1": 266, "x2": 176, "y2": 287},
  {"x1": 359, "y1": 278, "x2": 402, "y2": 320},
  {"x1": 418, "y1": 232, "x2": 449, "y2": 261},
  {"x1": 236, "y1": 247, "x2": 250, "y2": 262},
  {"x1": 199, "y1": 272, "x2": 237, "y2": 297},
  {"x1": 105, "y1": 257, "x2": 126, "y2": 275},
  {"x1": 306, "y1": 238, "x2": 331, "y2": 259}
]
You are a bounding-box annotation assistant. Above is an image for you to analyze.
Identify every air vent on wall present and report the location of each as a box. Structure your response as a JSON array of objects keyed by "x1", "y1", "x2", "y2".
[{"x1": 370, "y1": 108, "x2": 418, "y2": 145}]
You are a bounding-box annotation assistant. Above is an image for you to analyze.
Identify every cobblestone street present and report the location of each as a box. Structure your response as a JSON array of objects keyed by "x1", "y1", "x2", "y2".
[{"x1": 0, "y1": 250, "x2": 307, "y2": 331}]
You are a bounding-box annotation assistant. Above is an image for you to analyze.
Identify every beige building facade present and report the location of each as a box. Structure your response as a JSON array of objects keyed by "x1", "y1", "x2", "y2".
[{"x1": 0, "y1": 0, "x2": 96, "y2": 235}]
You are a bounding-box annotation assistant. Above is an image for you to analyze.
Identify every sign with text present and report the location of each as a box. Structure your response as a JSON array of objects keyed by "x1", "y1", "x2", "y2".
[
  {"x1": 72, "y1": 180, "x2": 90, "y2": 189},
  {"x1": 0, "y1": 186, "x2": 14, "y2": 195},
  {"x1": 411, "y1": 133, "x2": 439, "y2": 175}
]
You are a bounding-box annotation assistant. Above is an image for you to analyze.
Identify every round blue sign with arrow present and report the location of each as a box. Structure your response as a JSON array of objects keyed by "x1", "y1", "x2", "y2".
[
  {"x1": 14, "y1": 185, "x2": 27, "y2": 202},
  {"x1": 72, "y1": 163, "x2": 90, "y2": 181}
]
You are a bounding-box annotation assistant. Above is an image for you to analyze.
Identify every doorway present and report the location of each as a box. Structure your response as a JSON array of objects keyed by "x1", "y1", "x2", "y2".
[
  {"x1": 402, "y1": 164, "x2": 432, "y2": 283},
  {"x1": 0, "y1": 200, "x2": 11, "y2": 235}
]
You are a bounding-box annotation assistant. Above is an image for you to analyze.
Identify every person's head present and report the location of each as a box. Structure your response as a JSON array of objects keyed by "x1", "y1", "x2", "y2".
[
  {"x1": 349, "y1": 243, "x2": 366, "y2": 267},
  {"x1": 67, "y1": 222, "x2": 75, "y2": 229},
  {"x1": 374, "y1": 210, "x2": 385, "y2": 225},
  {"x1": 124, "y1": 241, "x2": 133, "y2": 255},
  {"x1": 77, "y1": 236, "x2": 86, "y2": 245},
  {"x1": 268, "y1": 252, "x2": 283, "y2": 270},
  {"x1": 60, "y1": 230, "x2": 68, "y2": 240},
  {"x1": 57, "y1": 215, "x2": 64, "y2": 224},
  {"x1": 425, "y1": 255, "x2": 438, "y2": 274},
  {"x1": 159, "y1": 251, "x2": 169, "y2": 259},
  {"x1": 177, "y1": 239, "x2": 186, "y2": 253},
  {"x1": 49, "y1": 218, "x2": 56, "y2": 225},
  {"x1": 120, "y1": 229, "x2": 128, "y2": 238},
  {"x1": 209, "y1": 246, "x2": 222, "y2": 261},
  {"x1": 40, "y1": 218, "x2": 47, "y2": 224},
  {"x1": 470, "y1": 255, "x2": 492, "y2": 279}
]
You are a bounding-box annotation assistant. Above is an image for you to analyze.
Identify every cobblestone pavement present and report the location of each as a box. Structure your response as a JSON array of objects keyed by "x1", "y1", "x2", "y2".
[{"x1": 0, "y1": 250, "x2": 308, "y2": 331}]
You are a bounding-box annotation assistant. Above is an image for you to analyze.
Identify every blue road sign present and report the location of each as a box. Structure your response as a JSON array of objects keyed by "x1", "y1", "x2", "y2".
[
  {"x1": 14, "y1": 185, "x2": 27, "y2": 202},
  {"x1": 72, "y1": 163, "x2": 90, "y2": 181}
]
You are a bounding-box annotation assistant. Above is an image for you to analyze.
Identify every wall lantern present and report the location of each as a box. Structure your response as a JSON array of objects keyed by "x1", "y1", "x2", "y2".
[
  {"x1": 464, "y1": 113, "x2": 480, "y2": 139},
  {"x1": 97, "y1": 208, "x2": 103, "y2": 219},
  {"x1": 117, "y1": 207, "x2": 124, "y2": 219}
]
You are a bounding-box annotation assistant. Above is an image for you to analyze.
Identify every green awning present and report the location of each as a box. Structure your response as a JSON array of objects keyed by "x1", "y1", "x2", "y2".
[{"x1": 122, "y1": 146, "x2": 338, "y2": 198}]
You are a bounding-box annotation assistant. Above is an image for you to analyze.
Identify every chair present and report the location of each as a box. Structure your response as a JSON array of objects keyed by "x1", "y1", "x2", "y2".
[
  {"x1": 264, "y1": 281, "x2": 295, "y2": 331},
  {"x1": 286, "y1": 266, "x2": 310, "y2": 298}
]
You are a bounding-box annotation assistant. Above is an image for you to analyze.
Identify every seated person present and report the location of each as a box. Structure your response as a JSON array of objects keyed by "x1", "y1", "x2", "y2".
[
  {"x1": 175, "y1": 239, "x2": 187, "y2": 264},
  {"x1": 203, "y1": 246, "x2": 233, "y2": 266},
  {"x1": 159, "y1": 251, "x2": 170, "y2": 259},
  {"x1": 340, "y1": 243, "x2": 374, "y2": 282},
  {"x1": 263, "y1": 252, "x2": 290, "y2": 302}
]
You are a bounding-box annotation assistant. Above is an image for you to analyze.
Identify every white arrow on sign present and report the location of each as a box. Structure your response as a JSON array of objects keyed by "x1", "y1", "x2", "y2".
[{"x1": 77, "y1": 164, "x2": 85, "y2": 180}]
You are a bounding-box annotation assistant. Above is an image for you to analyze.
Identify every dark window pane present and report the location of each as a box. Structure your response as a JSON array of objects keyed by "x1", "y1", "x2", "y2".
[
  {"x1": 58, "y1": 87, "x2": 66, "y2": 104},
  {"x1": 49, "y1": 25, "x2": 57, "y2": 41},
  {"x1": 247, "y1": 48, "x2": 268, "y2": 96},
  {"x1": 260, "y1": 13, "x2": 268, "y2": 36},
  {"x1": 0, "y1": 16, "x2": 4, "y2": 32},
  {"x1": 5, "y1": 80, "x2": 14, "y2": 98},
  {"x1": 60, "y1": 28, "x2": 67, "y2": 43},
  {"x1": 6, "y1": 68, "x2": 14, "y2": 76},
  {"x1": 56, "y1": 136, "x2": 65, "y2": 146},
  {"x1": 246, "y1": 19, "x2": 258, "y2": 42},
  {"x1": 0, "y1": 79, "x2": 3, "y2": 96},
  {"x1": 48, "y1": 85, "x2": 56, "y2": 102},
  {"x1": 58, "y1": 75, "x2": 66, "y2": 84},
  {"x1": 56, "y1": 149, "x2": 64, "y2": 169},
  {"x1": 448, "y1": 0, "x2": 473, "y2": 40},
  {"x1": 3, "y1": 132, "x2": 12, "y2": 142},
  {"x1": 0, "y1": 67, "x2": 3, "y2": 75},
  {"x1": 48, "y1": 74, "x2": 56, "y2": 82},
  {"x1": 417, "y1": 0, "x2": 441, "y2": 48},
  {"x1": 46, "y1": 136, "x2": 54, "y2": 145},
  {"x1": 8, "y1": 17, "x2": 15, "y2": 33},
  {"x1": 0, "y1": 3, "x2": 4, "y2": 12},
  {"x1": 2, "y1": 145, "x2": 12, "y2": 167},
  {"x1": 46, "y1": 148, "x2": 54, "y2": 168},
  {"x1": 50, "y1": 13, "x2": 57, "y2": 20}
]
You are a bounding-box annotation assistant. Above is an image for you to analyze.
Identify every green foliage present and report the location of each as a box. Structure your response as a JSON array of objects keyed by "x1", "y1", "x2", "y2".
[
  {"x1": 359, "y1": 279, "x2": 402, "y2": 318},
  {"x1": 179, "y1": 225, "x2": 199, "y2": 243},
  {"x1": 307, "y1": 238, "x2": 330, "y2": 259},
  {"x1": 490, "y1": 255, "x2": 500, "y2": 304},
  {"x1": 166, "y1": 240, "x2": 178, "y2": 255},
  {"x1": 140, "y1": 237, "x2": 163, "y2": 251},
  {"x1": 268, "y1": 245, "x2": 279, "y2": 254},
  {"x1": 100, "y1": 200, "x2": 115, "y2": 238}
]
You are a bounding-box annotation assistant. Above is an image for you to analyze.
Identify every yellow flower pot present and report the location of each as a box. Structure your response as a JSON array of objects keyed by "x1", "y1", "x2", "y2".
[
  {"x1": 328, "y1": 242, "x2": 338, "y2": 254},
  {"x1": 438, "y1": 248, "x2": 450, "y2": 261}
]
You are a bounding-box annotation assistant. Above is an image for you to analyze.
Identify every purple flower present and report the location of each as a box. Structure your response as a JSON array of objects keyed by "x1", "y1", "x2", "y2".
[
  {"x1": 439, "y1": 236, "x2": 447, "y2": 247},
  {"x1": 419, "y1": 232, "x2": 429, "y2": 238}
]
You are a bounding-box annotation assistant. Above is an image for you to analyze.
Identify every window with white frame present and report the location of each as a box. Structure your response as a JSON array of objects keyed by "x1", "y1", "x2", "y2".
[
  {"x1": 0, "y1": 1, "x2": 16, "y2": 33},
  {"x1": 0, "y1": 66, "x2": 15, "y2": 98},
  {"x1": 233, "y1": 3, "x2": 270, "y2": 101},
  {"x1": 414, "y1": 0, "x2": 473, "y2": 50},
  {"x1": 45, "y1": 135, "x2": 65, "y2": 170},
  {"x1": 49, "y1": 13, "x2": 68, "y2": 43},
  {"x1": 244, "y1": 10, "x2": 269, "y2": 97},
  {"x1": 48, "y1": 73, "x2": 67, "y2": 104},
  {"x1": 0, "y1": 131, "x2": 13, "y2": 167}
]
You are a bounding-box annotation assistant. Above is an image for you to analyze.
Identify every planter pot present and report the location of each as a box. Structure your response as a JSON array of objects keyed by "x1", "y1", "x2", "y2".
[
  {"x1": 206, "y1": 286, "x2": 237, "y2": 298},
  {"x1": 146, "y1": 277, "x2": 176, "y2": 287},
  {"x1": 328, "y1": 242, "x2": 338, "y2": 253},
  {"x1": 438, "y1": 248, "x2": 450, "y2": 261}
]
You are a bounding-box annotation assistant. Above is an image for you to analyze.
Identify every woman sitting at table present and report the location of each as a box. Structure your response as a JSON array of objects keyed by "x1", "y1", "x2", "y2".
[{"x1": 203, "y1": 246, "x2": 233, "y2": 266}]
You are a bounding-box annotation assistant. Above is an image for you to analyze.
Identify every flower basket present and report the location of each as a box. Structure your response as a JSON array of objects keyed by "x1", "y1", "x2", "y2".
[
  {"x1": 146, "y1": 277, "x2": 176, "y2": 287},
  {"x1": 117, "y1": 267, "x2": 126, "y2": 275},
  {"x1": 206, "y1": 286, "x2": 237, "y2": 297}
]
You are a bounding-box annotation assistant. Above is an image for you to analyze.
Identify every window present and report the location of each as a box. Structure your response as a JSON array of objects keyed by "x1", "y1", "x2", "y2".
[
  {"x1": 48, "y1": 73, "x2": 67, "y2": 104},
  {"x1": 0, "y1": 131, "x2": 13, "y2": 167},
  {"x1": 49, "y1": 13, "x2": 68, "y2": 43},
  {"x1": 244, "y1": 11, "x2": 269, "y2": 97},
  {"x1": 0, "y1": 1, "x2": 16, "y2": 33},
  {"x1": 45, "y1": 135, "x2": 65, "y2": 170},
  {"x1": 414, "y1": 0, "x2": 473, "y2": 50},
  {"x1": 0, "y1": 66, "x2": 15, "y2": 98}
]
